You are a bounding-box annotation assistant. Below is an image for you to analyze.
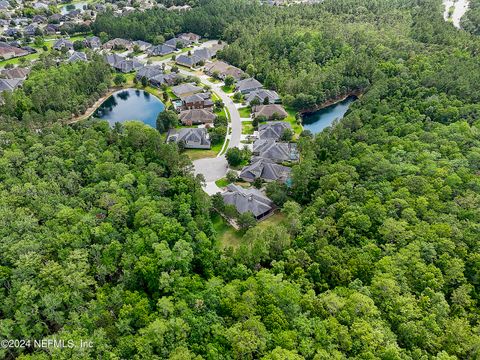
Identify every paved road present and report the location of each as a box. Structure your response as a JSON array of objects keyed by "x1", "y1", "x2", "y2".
[{"x1": 149, "y1": 45, "x2": 243, "y2": 195}]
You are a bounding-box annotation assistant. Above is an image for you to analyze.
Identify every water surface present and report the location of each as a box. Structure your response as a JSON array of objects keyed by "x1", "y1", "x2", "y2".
[
  {"x1": 94, "y1": 89, "x2": 165, "y2": 128},
  {"x1": 302, "y1": 96, "x2": 356, "y2": 134}
]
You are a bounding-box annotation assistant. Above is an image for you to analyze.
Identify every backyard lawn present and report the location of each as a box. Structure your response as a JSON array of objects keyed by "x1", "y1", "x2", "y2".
[
  {"x1": 221, "y1": 85, "x2": 235, "y2": 93},
  {"x1": 185, "y1": 142, "x2": 223, "y2": 160}
]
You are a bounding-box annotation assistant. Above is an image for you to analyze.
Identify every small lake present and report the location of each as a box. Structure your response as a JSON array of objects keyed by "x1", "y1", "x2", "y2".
[
  {"x1": 302, "y1": 96, "x2": 356, "y2": 134},
  {"x1": 60, "y1": 2, "x2": 88, "y2": 14},
  {"x1": 93, "y1": 89, "x2": 165, "y2": 128}
]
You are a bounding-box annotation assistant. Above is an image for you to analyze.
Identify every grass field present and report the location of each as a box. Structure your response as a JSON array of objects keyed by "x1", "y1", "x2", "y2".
[
  {"x1": 215, "y1": 178, "x2": 230, "y2": 188},
  {"x1": 185, "y1": 142, "x2": 222, "y2": 160},
  {"x1": 238, "y1": 107, "x2": 252, "y2": 118},
  {"x1": 284, "y1": 106, "x2": 303, "y2": 136},
  {"x1": 242, "y1": 122, "x2": 255, "y2": 135},
  {"x1": 221, "y1": 85, "x2": 235, "y2": 93},
  {"x1": 213, "y1": 212, "x2": 286, "y2": 249}
]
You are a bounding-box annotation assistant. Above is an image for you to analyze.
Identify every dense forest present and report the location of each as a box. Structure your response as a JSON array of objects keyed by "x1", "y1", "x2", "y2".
[
  {"x1": 1, "y1": 0, "x2": 480, "y2": 358},
  {"x1": 1, "y1": 55, "x2": 111, "y2": 127},
  {"x1": 462, "y1": 0, "x2": 480, "y2": 35}
]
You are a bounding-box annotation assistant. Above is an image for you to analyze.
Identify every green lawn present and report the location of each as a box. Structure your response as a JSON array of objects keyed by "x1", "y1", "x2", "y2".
[
  {"x1": 221, "y1": 85, "x2": 235, "y2": 93},
  {"x1": 208, "y1": 77, "x2": 221, "y2": 83},
  {"x1": 213, "y1": 212, "x2": 286, "y2": 249},
  {"x1": 284, "y1": 106, "x2": 303, "y2": 136},
  {"x1": 242, "y1": 122, "x2": 255, "y2": 135},
  {"x1": 185, "y1": 142, "x2": 222, "y2": 160},
  {"x1": 215, "y1": 178, "x2": 230, "y2": 188},
  {"x1": 238, "y1": 107, "x2": 252, "y2": 118}
]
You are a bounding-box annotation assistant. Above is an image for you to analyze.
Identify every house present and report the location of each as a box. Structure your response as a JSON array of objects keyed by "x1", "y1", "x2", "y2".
[
  {"x1": 191, "y1": 47, "x2": 219, "y2": 62},
  {"x1": 103, "y1": 38, "x2": 133, "y2": 51},
  {"x1": 150, "y1": 73, "x2": 182, "y2": 87},
  {"x1": 147, "y1": 44, "x2": 175, "y2": 56},
  {"x1": 252, "y1": 104, "x2": 288, "y2": 120},
  {"x1": 32, "y1": 2, "x2": 49, "y2": 10},
  {"x1": 0, "y1": 43, "x2": 29, "y2": 59},
  {"x1": 239, "y1": 157, "x2": 292, "y2": 183},
  {"x1": 258, "y1": 121, "x2": 292, "y2": 140},
  {"x1": 167, "y1": 4, "x2": 191, "y2": 11},
  {"x1": 175, "y1": 54, "x2": 204, "y2": 68},
  {"x1": 0, "y1": 0, "x2": 10, "y2": 10},
  {"x1": 179, "y1": 109, "x2": 216, "y2": 125},
  {"x1": 3, "y1": 28, "x2": 21, "y2": 38},
  {"x1": 0, "y1": 78, "x2": 23, "y2": 92},
  {"x1": 205, "y1": 61, "x2": 246, "y2": 80},
  {"x1": 181, "y1": 92, "x2": 213, "y2": 110},
  {"x1": 166, "y1": 128, "x2": 211, "y2": 149},
  {"x1": 53, "y1": 38, "x2": 73, "y2": 51},
  {"x1": 84, "y1": 36, "x2": 101, "y2": 49},
  {"x1": 48, "y1": 14, "x2": 63, "y2": 23},
  {"x1": 105, "y1": 54, "x2": 143, "y2": 73},
  {"x1": 44, "y1": 24, "x2": 59, "y2": 35},
  {"x1": 32, "y1": 15, "x2": 47, "y2": 24},
  {"x1": 221, "y1": 184, "x2": 274, "y2": 220},
  {"x1": 246, "y1": 89, "x2": 281, "y2": 105},
  {"x1": 135, "y1": 65, "x2": 163, "y2": 82},
  {"x1": 68, "y1": 51, "x2": 87, "y2": 62},
  {"x1": 1, "y1": 67, "x2": 30, "y2": 79},
  {"x1": 133, "y1": 40, "x2": 152, "y2": 51},
  {"x1": 24, "y1": 24, "x2": 40, "y2": 36},
  {"x1": 171, "y1": 82, "x2": 203, "y2": 98},
  {"x1": 178, "y1": 32, "x2": 201, "y2": 43},
  {"x1": 235, "y1": 77, "x2": 263, "y2": 95},
  {"x1": 165, "y1": 37, "x2": 192, "y2": 49},
  {"x1": 253, "y1": 140, "x2": 299, "y2": 163}
]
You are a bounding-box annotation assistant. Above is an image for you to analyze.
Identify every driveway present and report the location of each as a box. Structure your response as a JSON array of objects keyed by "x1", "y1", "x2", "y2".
[{"x1": 193, "y1": 156, "x2": 229, "y2": 195}]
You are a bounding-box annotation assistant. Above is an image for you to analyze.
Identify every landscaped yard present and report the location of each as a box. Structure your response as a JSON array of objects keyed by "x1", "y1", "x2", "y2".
[
  {"x1": 221, "y1": 85, "x2": 235, "y2": 93},
  {"x1": 213, "y1": 212, "x2": 286, "y2": 249},
  {"x1": 238, "y1": 106, "x2": 251, "y2": 118},
  {"x1": 242, "y1": 122, "x2": 255, "y2": 135},
  {"x1": 284, "y1": 106, "x2": 303, "y2": 136},
  {"x1": 215, "y1": 177, "x2": 230, "y2": 188},
  {"x1": 185, "y1": 142, "x2": 223, "y2": 160}
]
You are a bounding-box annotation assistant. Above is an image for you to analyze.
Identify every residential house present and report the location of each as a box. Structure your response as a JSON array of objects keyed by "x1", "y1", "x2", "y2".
[
  {"x1": 4, "y1": 28, "x2": 21, "y2": 38},
  {"x1": 221, "y1": 184, "x2": 274, "y2": 220},
  {"x1": 167, "y1": 4, "x2": 191, "y2": 11},
  {"x1": 178, "y1": 32, "x2": 201, "y2": 43},
  {"x1": 166, "y1": 128, "x2": 211, "y2": 149},
  {"x1": 84, "y1": 36, "x2": 101, "y2": 49},
  {"x1": 0, "y1": 0, "x2": 10, "y2": 10},
  {"x1": 252, "y1": 140, "x2": 299, "y2": 163},
  {"x1": 252, "y1": 104, "x2": 288, "y2": 120},
  {"x1": 44, "y1": 24, "x2": 59, "y2": 35},
  {"x1": 165, "y1": 37, "x2": 192, "y2": 49},
  {"x1": 235, "y1": 77, "x2": 263, "y2": 95},
  {"x1": 181, "y1": 92, "x2": 213, "y2": 110},
  {"x1": 1, "y1": 67, "x2": 30, "y2": 79},
  {"x1": 23, "y1": 24, "x2": 39, "y2": 36},
  {"x1": 32, "y1": 15, "x2": 47, "y2": 24},
  {"x1": 0, "y1": 78, "x2": 23, "y2": 93},
  {"x1": 105, "y1": 54, "x2": 143, "y2": 73},
  {"x1": 53, "y1": 38, "x2": 73, "y2": 51},
  {"x1": 0, "y1": 43, "x2": 29, "y2": 59},
  {"x1": 171, "y1": 82, "x2": 203, "y2": 98},
  {"x1": 32, "y1": 2, "x2": 49, "y2": 10},
  {"x1": 204, "y1": 61, "x2": 246, "y2": 80},
  {"x1": 68, "y1": 51, "x2": 87, "y2": 62},
  {"x1": 48, "y1": 14, "x2": 63, "y2": 23},
  {"x1": 150, "y1": 73, "x2": 182, "y2": 87},
  {"x1": 258, "y1": 121, "x2": 292, "y2": 140},
  {"x1": 246, "y1": 89, "x2": 281, "y2": 105},
  {"x1": 239, "y1": 157, "x2": 292, "y2": 183},
  {"x1": 179, "y1": 109, "x2": 216, "y2": 125},
  {"x1": 175, "y1": 54, "x2": 203, "y2": 68},
  {"x1": 103, "y1": 38, "x2": 133, "y2": 51},
  {"x1": 147, "y1": 43, "x2": 175, "y2": 56},
  {"x1": 135, "y1": 65, "x2": 163, "y2": 82},
  {"x1": 133, "y1": 40, "x2": 152, "y2": 51}
]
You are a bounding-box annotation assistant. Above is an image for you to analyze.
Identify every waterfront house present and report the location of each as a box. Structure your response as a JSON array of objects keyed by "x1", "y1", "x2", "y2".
[
  {"x1": 179, "y1": 108, "x2": 216, "y2": 125},
  {"x1": 252, "y1": 104, "x2": 288, "y2": 120},
  {"x1": 221, "y1": 184, "x2": 274, "y2": 220}
]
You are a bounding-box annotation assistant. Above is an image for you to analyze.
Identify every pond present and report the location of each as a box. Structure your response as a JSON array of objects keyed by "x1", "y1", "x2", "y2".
[
  {"x1": 60, "y1": 2, "x2": 88, "y2": 14},
  {"x1": 93, "y1": 89, "x2": 165, "y2": 128},
  {"x1": 301, "y1": 96, "x2": 356, "y2": 134}
]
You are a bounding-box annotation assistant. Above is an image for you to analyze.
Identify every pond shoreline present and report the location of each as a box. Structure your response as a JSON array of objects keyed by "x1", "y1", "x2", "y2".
[{"x1": 299, "y1": 90, "x2": 363, "y2": 115}]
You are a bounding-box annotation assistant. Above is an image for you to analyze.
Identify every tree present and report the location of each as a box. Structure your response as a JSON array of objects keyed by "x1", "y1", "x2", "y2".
[
  {"x1": 156, "y1": 110, "x2": 179, "y2": 133},
  {"x1": 73, "y1": 40, "x2": 85, "y2": 51},
  {"x1": 141, "y1": 76, "x2": 148, "y2": 87},
  {"x1": 226, "y1": 148, "x2": 243, "y2": 167},
  {"x1": 237, "y1": 211, "x2": 256, "y2": 230},
  {"x1": 226, "y1": 170, "x2": 237, "y2": 183},
  {"x1": 114, "y1": 74, "x2": 126, "y2": 86},
  {"x1": 224, "y1": 75, "x2": 235, "y2": 87},
  {"x1": 233, "y1": 92, "x2": 243, "y2": 102},
  {"x1": 280, "y1": 128, "x2": 293, "y2": 142}
]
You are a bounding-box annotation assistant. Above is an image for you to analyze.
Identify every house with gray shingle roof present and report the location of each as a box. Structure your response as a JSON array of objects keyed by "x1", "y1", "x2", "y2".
[
  {"x1": 204, "y1": 61, "x2": 245, "y2": 80},
  {"x1": 175, "y1": 54, "x2": 203, "y2": 68},
  {"x1": 1, "y1": 67, "x2": 30, "y2": 79},
  {"x1": 0, "y1": 78, "x2": 23, "y2": 92},
  {"x1": 252, "y1": 104, "x2": 288, "y2": 120},
  {"x1": 221, "y1": 184, "x2": 274, "y2": 220},
  {"x1": 135, "y1": 65, "x2": 163, "y2": 82},
  {"x1": 252, "y1": 140, "x2": 299, "y2": 163},
  {"x1": 165, "y1": 37, "x2": 192, "y2": 49},
  {"x1": 258, "y1": 121, "x2": 292, "y2": 140},
  {"x1": 235, "y1": 77, "x2": 263, "y2": 95},
  {"x1": 147, "y1": 44, "x2": 175, "y2": 56},
  {"x1": 240, "y1": 157, "x2": 292, "y2": 183},
  {"x1": 179, "y1": 108, "x2": 216, "y2": 125},
  {"x1": 68, "y1": 51, "x2": 87, "y2": 62},
  {"x1": 105, "y1": 54, "x2": 143, "y2": 73},
  {"x1": 166, "y1": 128, "x2": 211, "y2": 149},
  {"x1": 53, "y1": 38, "x2": 73, "y2": 51},
  {"x1": 172, "y1": 82, "x2": 203, "y2": 98},
  {"x1": 246, "y1": 89, "x2": 281, "y2": 105}
]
